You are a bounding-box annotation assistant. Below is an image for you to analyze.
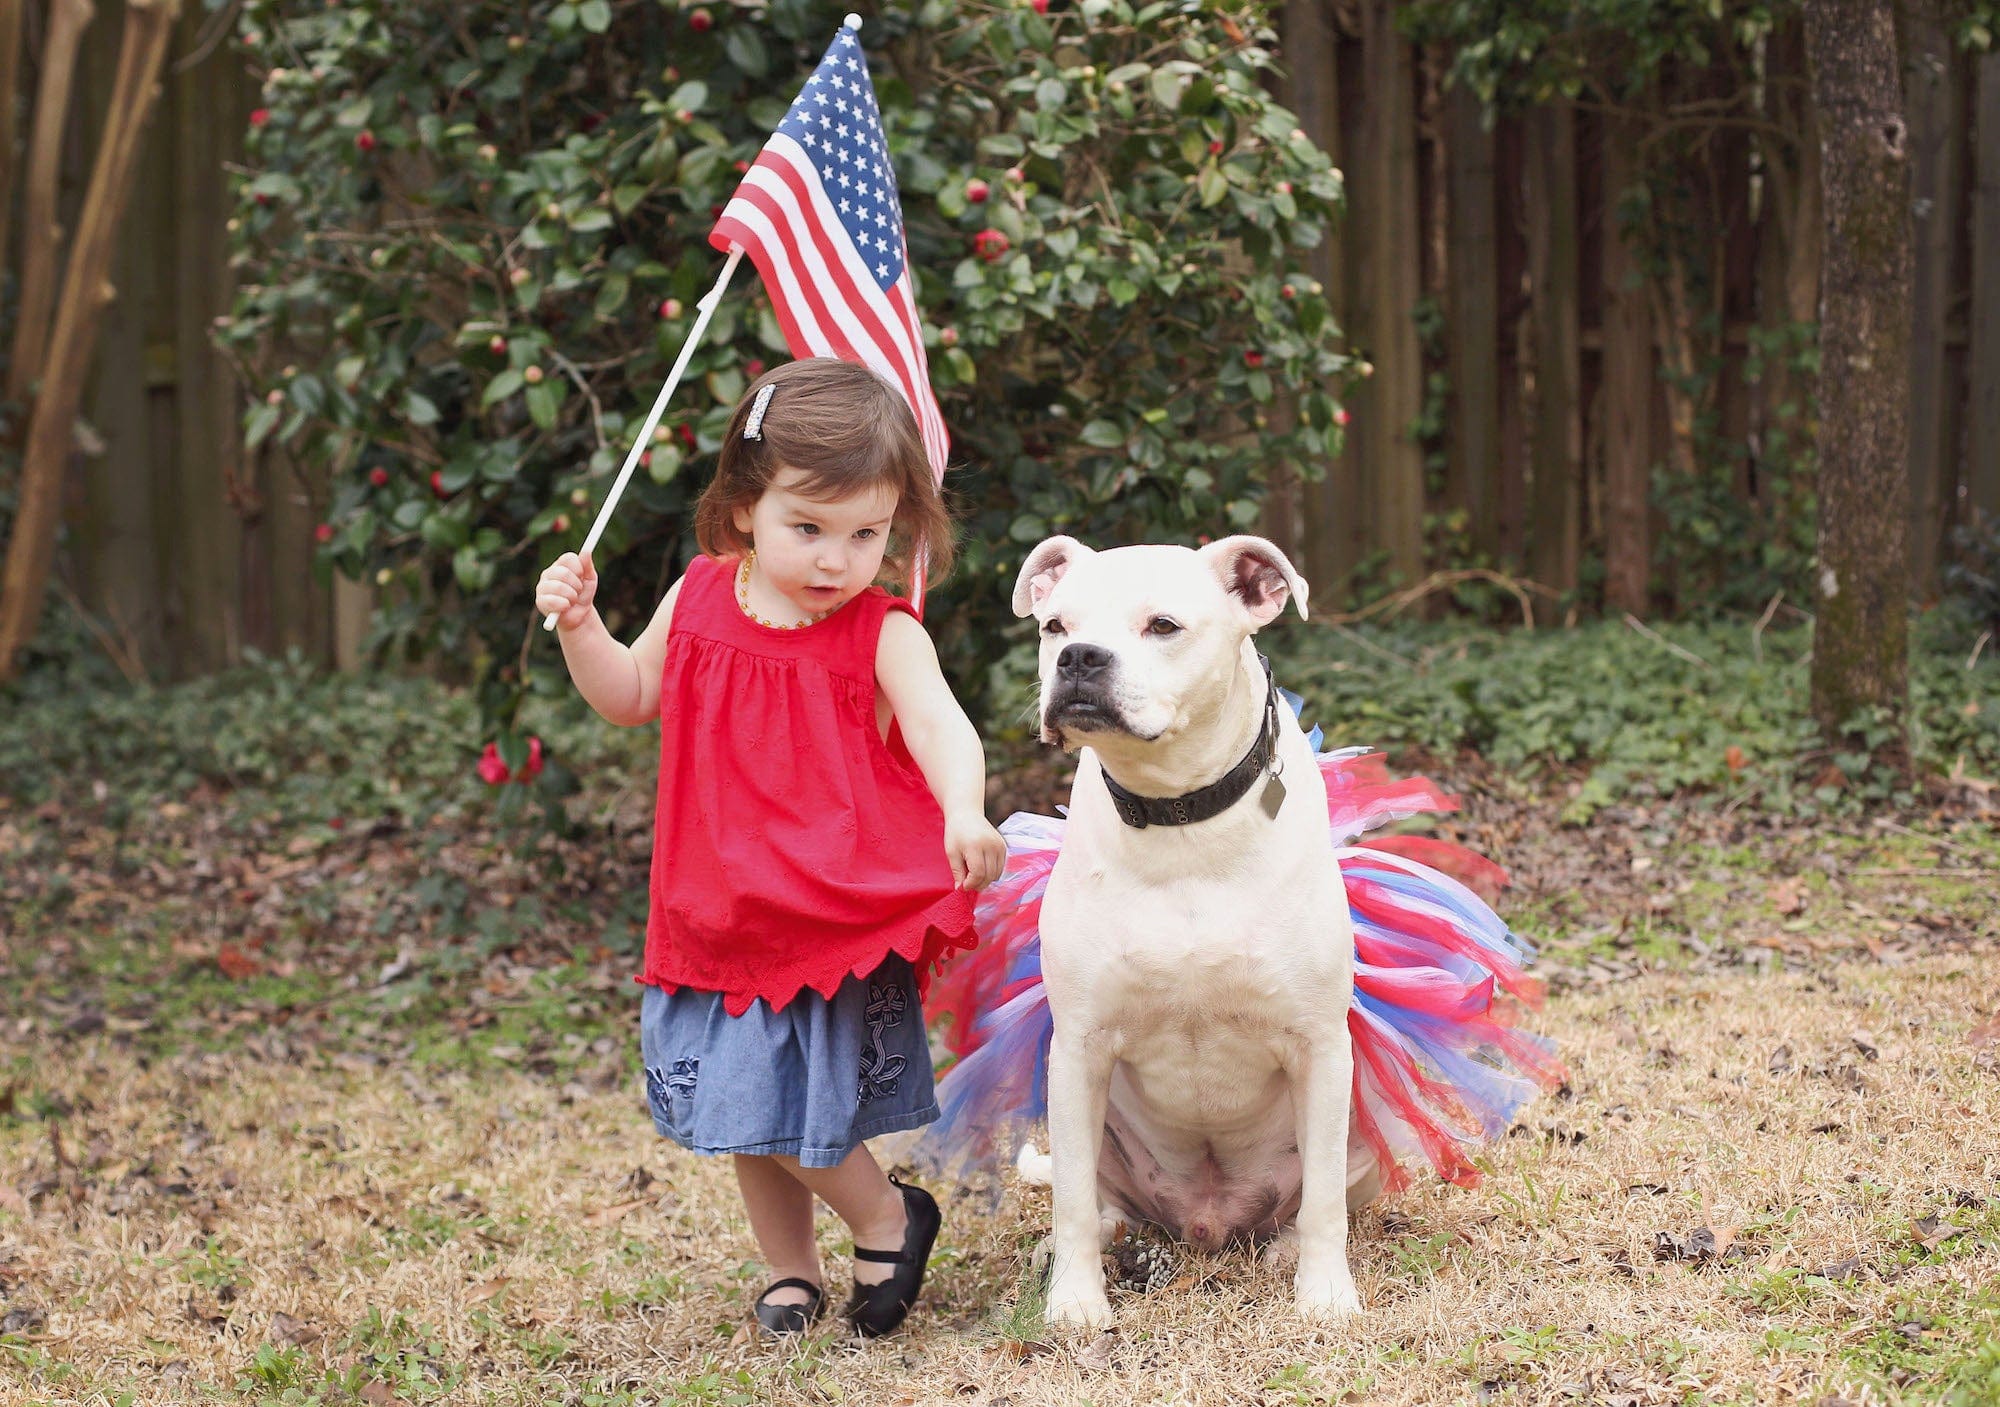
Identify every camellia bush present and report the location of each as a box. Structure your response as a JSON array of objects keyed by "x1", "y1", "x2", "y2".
[{"x1": 222, "y1": 0, "x2": 1349, "y2": 768}]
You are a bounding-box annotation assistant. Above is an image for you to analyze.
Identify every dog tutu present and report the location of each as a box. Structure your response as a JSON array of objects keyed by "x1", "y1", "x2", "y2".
[{"x1": 912, "y1": 698, "x2": 1563, "y2": 1197}]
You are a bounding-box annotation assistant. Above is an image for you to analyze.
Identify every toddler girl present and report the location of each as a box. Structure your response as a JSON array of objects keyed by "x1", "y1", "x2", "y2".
[{"x1": 535, "y1": 357, "x2": 1006, "y2": 1340}]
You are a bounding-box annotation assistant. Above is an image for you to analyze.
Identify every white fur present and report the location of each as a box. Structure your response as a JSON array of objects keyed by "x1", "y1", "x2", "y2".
[{"x1": 1015, "y1": 536, "x2": 1362, "y2": 1329}]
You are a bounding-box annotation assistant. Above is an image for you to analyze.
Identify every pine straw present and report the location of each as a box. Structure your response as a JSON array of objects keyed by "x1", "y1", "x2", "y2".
[{"x1": 4, "y1": 950, "x2": 1998, "y2": 1407}]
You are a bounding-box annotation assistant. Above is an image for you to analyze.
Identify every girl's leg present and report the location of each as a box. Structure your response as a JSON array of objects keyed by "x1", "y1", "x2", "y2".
[
  {"x1": 778, "y1": 1144, "x2": 907, "y2": 1288},
  {"x1": 734, "y1": 1154, "x2": 820, "y2": 1306}
]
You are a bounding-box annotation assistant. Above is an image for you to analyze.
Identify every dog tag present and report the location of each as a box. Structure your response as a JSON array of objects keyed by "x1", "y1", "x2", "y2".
[{"x1": 1260, "y1": 773, "x2": 1287, "y2": 819}]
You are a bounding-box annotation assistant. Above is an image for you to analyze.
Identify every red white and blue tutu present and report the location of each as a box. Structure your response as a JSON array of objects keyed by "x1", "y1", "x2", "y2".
[{"x1": 913, "y1": 699, "x2": 1563, "y2": 1197}]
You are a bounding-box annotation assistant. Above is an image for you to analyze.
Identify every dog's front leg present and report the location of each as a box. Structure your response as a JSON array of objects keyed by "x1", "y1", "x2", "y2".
[
  {"x1": 1042, "y1": 1027, "x2": 1117, "y2": 1330},
  {"x1": 1291, "y1": 1035, "x2": 1363, "y2": 1322}
]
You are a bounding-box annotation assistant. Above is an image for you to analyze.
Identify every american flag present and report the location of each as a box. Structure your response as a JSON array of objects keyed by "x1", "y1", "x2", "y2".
[{"x1": 710, "y1": 20, "x2": 950, "y2": 600}]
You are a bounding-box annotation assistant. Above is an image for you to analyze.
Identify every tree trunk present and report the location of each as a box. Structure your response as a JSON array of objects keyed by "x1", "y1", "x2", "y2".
[
  {"x1": 0, "y1": 0, "x2": 24, "y2": 286},
  {"x1": 1446, "y1": 80, "x2": 1499, "y2": 563},
  {"x1": 0, "y1": 0, "x2": 181, "y2": 680},
  {"x1": 1359, "y1": 0, "x2": 1425, "y2": 588},
  {"x1": 6, "y1": 0, "x2": 95, "y2": 410},
  {"x1": 1601, "y1": 115, "x2": 1651, "y2": 615},
  {"x1": 1970, "y1": 53, "x2": 2000, "y2": 523},
  {"x1": 1802, "y1": 0, "x2": 1912, "y2": 763},
  {"x1": 1494, "y1": 114, "x2": 1528, "y2": 565},
  {"x1": 1287, "y1": 0, "x2": 1363, "y2": 607},
  {"x1": 1905, "y1": 1, "x2": 1968, "y2": 596},
  {"x1": 1525, "y1": 102, "x2": 1581, "y2": 595}
]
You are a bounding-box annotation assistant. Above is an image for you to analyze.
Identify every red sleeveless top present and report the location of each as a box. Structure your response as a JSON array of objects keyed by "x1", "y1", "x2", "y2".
[{"x1": 641, "y1": 554, "x2": 977, "y2": 1016}]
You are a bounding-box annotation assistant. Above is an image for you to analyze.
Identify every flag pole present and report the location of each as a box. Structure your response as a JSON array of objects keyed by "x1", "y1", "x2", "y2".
[{"x1": 542, "y1": 244, "x2": 746, "y2": 631}]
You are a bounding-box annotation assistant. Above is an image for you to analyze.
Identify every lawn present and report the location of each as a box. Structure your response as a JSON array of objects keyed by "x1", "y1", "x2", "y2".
[{"x1": 3, "y1": 625, "x2": 1998, "y2": 1405}]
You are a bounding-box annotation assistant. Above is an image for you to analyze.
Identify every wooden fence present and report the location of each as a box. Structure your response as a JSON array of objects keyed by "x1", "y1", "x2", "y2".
[
  {"x1": 27, "y1": 0, "x2": 366, "y2": 683},
  {"x1": 25, "y1": 1, "x2": 2000, "y2": 680}
]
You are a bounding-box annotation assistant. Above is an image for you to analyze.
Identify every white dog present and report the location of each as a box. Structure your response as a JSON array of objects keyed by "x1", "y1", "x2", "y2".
[{"x1": 1013, "y1": 533, "x2": 1366, "y2": 1329}]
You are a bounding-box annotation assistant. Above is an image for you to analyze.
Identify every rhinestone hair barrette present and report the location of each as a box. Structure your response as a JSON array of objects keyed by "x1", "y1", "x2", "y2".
[{"x1": 742, "y1": 382, "x2": 776, "y2": 441}]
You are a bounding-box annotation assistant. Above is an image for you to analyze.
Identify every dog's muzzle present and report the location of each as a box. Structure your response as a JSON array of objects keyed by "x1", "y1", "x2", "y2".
[{"x1": 1042, "y1": 642, "x2": 1127, "y2": 737}]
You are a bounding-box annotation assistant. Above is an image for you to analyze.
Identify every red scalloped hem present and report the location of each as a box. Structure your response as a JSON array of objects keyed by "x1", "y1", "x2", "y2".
[{"x1": 638, "y1": 897, "x2": 980, "y2": 1018}]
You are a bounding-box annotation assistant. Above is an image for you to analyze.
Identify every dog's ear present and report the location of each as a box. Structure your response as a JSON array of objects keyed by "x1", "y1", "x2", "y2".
[
  {"x1": 1012, "y1": 535, "x2": 1091, "y2": 618},
  {"x1": 1198, "y1": 535, "x2": 1310, "y2": 626}
]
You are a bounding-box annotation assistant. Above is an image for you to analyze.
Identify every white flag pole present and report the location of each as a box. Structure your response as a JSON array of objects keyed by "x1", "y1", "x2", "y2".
[{"x1": 542, "y1": 244, "x2": 746, "y2": 631}]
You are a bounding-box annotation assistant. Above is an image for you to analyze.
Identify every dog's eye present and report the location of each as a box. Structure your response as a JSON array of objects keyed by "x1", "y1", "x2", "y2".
[
  {"x1": 1042, "y1": 617, "x2": 1067, "y2": 637},
  {"x1": 1147, "y1": 616, "x2": 1182, "y2": 637}
]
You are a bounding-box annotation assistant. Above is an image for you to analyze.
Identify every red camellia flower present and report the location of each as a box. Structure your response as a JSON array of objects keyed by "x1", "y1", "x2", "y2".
[
  {"x1": 314, "y1": 522, "x2": 334, "y2": 544},
  {"x1": 518, "y1": 736, "x2": 544, "y2": 783},
  {"x1": 734, "y1": 159, "x2": 749, "y2": 173},
  {"x1": 678, "y1": 423, "x2": 697, "y2": 448},
  {"x1": 369, "y1": 467, "x2": 390, "y2": 487},
  {"x1": 971, "y1": 228, "x2": 1009, "y2": 262},
  {"x1": 745, "y1": 359, "x2": 765, "y2": 378},
  {"x1": 249, "y1": 108, "x2": 271, "y2": 128},
  {"x1": 1243, "y1": 350, "x2": 1264, "y2": 368},
  {"x1": 1030, "y1": 0, "x2": 1050, "y2": 12},
  {"x1": 476, "y1": 743, "x2": 510, "y2": 786},
  {"x1": 1208, "y1": 139, "x2": 1224, "y2": 156},
  {"x1": 355, "y1": 129, "x2": 377, "y2": 152}
]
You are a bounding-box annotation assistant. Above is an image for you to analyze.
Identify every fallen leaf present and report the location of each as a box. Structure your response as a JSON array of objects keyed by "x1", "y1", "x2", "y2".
[
  {"x1": 582, "y1": 1196, "x2": 653, "y2": 1228},
  {"x1": 215, "y1": 944, "x2": 263, "y2": 981},
  {"x1": 1767, "y1": 879, "x2": 1806, "y2": 916},
  {"x1": 268, "y1": 1312, "x2": 320, "y2": 1347},
  {"x1": 1724, "y1": 744, "x2": 1747, "y2": 774},
  {"x1": 465, "y1": 1275, "x2": 511, "y2": 1306},
  {"x1": 1768, "y1": 1045, "x2": 1794, "y2": 1076},
  {"x1": 1076, "y1": 1330, "x2": 1118, "y2": 1370},
  {"x1": 359, "y1": 1383, "x2": 401, "y2": 1406},
  {"x1": 1967, "y1": 1015, "x2": 2000, "y2": 1049}
]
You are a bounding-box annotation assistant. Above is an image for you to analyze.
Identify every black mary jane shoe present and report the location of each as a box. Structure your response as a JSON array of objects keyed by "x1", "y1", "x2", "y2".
[
  {"x1": 844, "y1": 1175, "x2": 942, "y2": 1339},
  {"x1": 753, "y1": 1277, "x2": 827, "y2": 1340}
]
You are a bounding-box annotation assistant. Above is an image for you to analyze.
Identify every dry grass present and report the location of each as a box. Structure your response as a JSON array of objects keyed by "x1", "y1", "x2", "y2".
[{"x1": 4, "y1": 947, "x2": 1999, "y2": 1407}]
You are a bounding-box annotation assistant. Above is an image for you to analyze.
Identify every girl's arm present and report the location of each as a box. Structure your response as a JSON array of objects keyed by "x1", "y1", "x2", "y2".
[
  {"x1": 876, "y1": 610, "x2": 1007, "y2": 890},
  {"x1": 535, "y1": 551, "x2": 683, "y2": 727}
]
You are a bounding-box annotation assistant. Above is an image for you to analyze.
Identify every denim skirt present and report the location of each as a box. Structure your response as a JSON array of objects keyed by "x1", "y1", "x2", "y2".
[{"x1": 639, "y1": 955, "x2": 939, "y2": 1169}]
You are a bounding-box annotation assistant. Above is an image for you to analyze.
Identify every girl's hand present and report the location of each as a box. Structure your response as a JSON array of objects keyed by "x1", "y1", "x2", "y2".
[
  {"x1": 944, "y1": 810, "x2": 1007, "y2": 891},
  {"x1": 536, "y1": 552, "x2": 597, "y2": 632}
]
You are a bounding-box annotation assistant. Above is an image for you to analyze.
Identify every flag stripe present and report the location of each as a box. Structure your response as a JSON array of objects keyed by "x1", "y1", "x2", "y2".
[
  {"x1": 718, "y1": 146, "x2": 946, "y2": 472},
  {"x1": 705, "y1": 20, "x2": 949, "y2": 613}
]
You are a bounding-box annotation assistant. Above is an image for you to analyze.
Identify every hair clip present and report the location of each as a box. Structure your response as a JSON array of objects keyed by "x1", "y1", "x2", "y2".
[{"x1": 742, "y1": 382, "x2": 776, "y2": 441}]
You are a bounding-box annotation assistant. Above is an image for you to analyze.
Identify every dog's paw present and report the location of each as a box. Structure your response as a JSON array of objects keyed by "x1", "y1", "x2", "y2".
[
  {"x1": 1015, "y1": 1142, "x2": 1052, "y2": 1186},
  {"x1": 1293, "y1": 1271, "x2": 1362, "y2": 1324},
  {"x1": 1044, "y1": 1274, "x2": 1116, "y2": 1331},
  {"x1": 1259, "y1": 1228, "x2": 1300, "y2": 1269}
]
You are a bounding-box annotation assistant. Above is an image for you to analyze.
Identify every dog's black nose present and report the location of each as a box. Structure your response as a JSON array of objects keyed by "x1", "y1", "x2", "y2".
[{"x1": 1056, "y1": 643, "x2": 1113, "y2": 678}]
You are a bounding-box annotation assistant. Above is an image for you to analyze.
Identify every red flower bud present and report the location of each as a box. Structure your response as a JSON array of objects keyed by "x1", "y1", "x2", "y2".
[
  {"x1": 369, "y1": 467, "x2": 390, "y2": 487},
  {"x1": 249, "y1": 108, "x2": 271, "y2": 128},
  {"x1": 745, "y1": 359, "x2": 765, "y2": 378},
  {"x1": 476, "y1": 743, "x2": 510, "y2": 786},
  {"x1": 314, "y1": 522, "x2": 335, "y2": 544},
  {"x1": 489, "y1": 334, "x2": 508, "y2": 356},
  {"x1": 430, "y1": 470, "x2": 448, "y2": 498},
  {"x1": 1030, "y1": 0, "x2": 1050, "y2": 12},
  {"x1": 1208, "y1": 139, "x2": 1224, "y2": 156},
  {"x1": 355, "y1": 129, "x2": 377, "y2": 153},
  {"x1": 1333, "y1": 407, "x2": 1351, "y2": 427},
  {"x1": 971, "y1": 228, "x2": 1009, "y2": 262},
  {"x1": 940, "y1": 326, "x2": 959, "y2": 348},
  {"x1": 689, "y1": 7, "x2": 713, "y2": 31},
  {"x1": 1243, "y1": 350, "x2": 1264, "y2": 368},
  {"x1": 734, "y1": 159, "x2": 749, "y2": 173},
  {"x1": 678, "y1": 423, "x2": 697, "y2": 448},
  {"x1": 659, "y1": 298, "x2": 683, "y2": 319},
  {"x1": 518, "y1": 736, "x2": 545, "y2": 783},
  {"x1": 965, "y1": 179, "x2": 989, "y2": 203}
]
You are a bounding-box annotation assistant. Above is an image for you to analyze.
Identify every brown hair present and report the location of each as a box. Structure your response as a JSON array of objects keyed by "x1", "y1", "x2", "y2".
[{"x1": 693, "y1": 358, "x2": 956, "y2": 590}]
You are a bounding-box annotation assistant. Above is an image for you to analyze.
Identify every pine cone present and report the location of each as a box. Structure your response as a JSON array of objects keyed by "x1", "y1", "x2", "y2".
[{"x1": 1105, "y1": 1228, "x2": 1178, "y2": 1293}]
